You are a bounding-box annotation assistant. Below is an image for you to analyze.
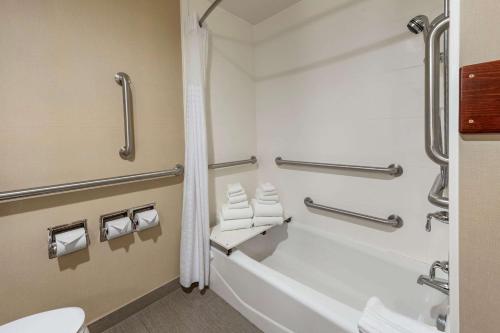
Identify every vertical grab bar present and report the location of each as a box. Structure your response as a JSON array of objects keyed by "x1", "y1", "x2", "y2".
[
  {"x1": 425, "y1": 17, "x2": 449, "y2": 166},
  {"x1": 115, "y1": 72, "x2": 134, "y2": 160}
]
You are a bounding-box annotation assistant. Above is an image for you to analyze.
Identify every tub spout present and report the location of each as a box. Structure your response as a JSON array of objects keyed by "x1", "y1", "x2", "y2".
[{"x1": 417, "y1": 275, "x2": 449, "y2": 295}]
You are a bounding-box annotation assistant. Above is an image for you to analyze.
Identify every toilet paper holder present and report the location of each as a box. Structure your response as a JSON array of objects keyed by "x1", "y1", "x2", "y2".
[
  {"x1": 48, "y1": 220, "x2": 90, "y2": 259},
  {"x1": 130, "y1": 203, "x2": 157, "y2": 229},
  {"x1": 99, "y1": 209, "x2": 130, "y2": 242}
]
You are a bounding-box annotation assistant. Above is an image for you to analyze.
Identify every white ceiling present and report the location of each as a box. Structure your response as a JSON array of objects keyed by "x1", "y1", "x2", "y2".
[{"x1": 217, "y1": 0, "x2": 302, "y2": 25}]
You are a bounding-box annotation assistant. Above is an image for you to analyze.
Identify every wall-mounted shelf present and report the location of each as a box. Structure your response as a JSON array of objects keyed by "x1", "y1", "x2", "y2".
[{"x1": 210, "y1": 217, "x2": 291, "y2": 255}]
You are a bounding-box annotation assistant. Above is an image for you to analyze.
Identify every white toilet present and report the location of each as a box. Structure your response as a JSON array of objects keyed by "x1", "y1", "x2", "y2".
[{"x1": 0, "y1": 307, "x2": 88, "y2": 333}]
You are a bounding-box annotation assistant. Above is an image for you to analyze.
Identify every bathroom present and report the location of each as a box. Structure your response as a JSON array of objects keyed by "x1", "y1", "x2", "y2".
[{"x1": 0, "y1": 0, "x2": 499, "y2": 332}]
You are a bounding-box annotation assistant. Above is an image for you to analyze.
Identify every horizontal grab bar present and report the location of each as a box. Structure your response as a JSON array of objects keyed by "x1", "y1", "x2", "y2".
[
  {"x1": 0, "y1": 164, "x2": 184, "y2": 203},
  {"x1": 304, "y1": 197, "x2": 403, "y2": 228},
  {"x1": 275, "y1": 157, "x2": 403, "y2": 177},
  {"x1": 209, "y1": 156, "x2": 257, "y2": 169}
]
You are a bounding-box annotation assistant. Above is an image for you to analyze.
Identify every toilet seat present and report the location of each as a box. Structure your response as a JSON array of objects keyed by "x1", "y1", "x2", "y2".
[{"x1": 0, "y1": 307, "x2": 88, "y2": 333}]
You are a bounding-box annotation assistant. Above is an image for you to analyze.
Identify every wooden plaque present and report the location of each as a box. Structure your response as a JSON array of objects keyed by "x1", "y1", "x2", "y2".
[{"x1": 460, "y1": 59, "x2": 500, "y2": 133}]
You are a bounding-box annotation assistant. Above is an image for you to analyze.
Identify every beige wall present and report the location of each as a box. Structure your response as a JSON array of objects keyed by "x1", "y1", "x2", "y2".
[
  {"x1": 460, "y1": 0, "x2": 500, "y2": 332},
  {"x1": 0, "y1": 0, "x2": 184, "y2": 325}
]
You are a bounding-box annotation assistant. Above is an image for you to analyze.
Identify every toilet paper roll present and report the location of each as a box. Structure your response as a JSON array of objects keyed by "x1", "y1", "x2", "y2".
[
  {"x1": 134, "y1": 209, "x2": 160, "y2": 231},
  {"x1": 55, "y1": 227, "x2": 87, "y2": 257},
  {"x1": 105, "y1": 217, "x2": 133, "y2": 240}
]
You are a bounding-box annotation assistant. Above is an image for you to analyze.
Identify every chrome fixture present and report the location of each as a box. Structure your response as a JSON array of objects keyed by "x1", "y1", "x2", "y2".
[
  {"x1": 417, "y1": 260, "x2": 449, "y2": 295},
  {"x1": 209, "y1": 156, "x2": 257, "y2": 169},
  {"x1": 115, "y1": 72, "x2": 134, "y2": 160},
  {"x1": 275, "y1": 157, "x2": 403, "y2": 177},
  {"x1": 437, "y1": 313, "x2": 447, "y2": 332},
  {"x1": 407, "y1": 15, "x2": 430, "y2": 38},
  {"x1": 304, "y1": 197, "x2": 403, "y2": 228},
  {"x1": 426, "y1": 211, "x2": 449, "y2": 232},
  {"x1": 48, "y1": 220, "x2": 90, "y2": 259},
  {"x1": 199, "y1": 0, "x2": 223, "y2": 27},
  {"x1": 428, "y1": 170, "x2": 449, "y2": 208},
  {"x1": 99, "y1": 209, "x2": 131, "y2": 242},
  {"x1": 0, "y1": 165, "x2": 184, "y2": 203}
]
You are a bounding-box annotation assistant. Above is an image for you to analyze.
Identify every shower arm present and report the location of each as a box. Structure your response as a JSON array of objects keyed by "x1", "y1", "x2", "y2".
[
  {"x1": 425, "y1": 16, "x2": 450, "y2": 166},
  {"x1": 199, "y1": 0, "x2": 223, "y2": 27}
]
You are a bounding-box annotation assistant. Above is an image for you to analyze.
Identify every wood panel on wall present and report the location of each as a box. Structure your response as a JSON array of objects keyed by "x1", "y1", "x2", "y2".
[{"x1": 0, "y1": 0, "x2": 184, "y2": 324}]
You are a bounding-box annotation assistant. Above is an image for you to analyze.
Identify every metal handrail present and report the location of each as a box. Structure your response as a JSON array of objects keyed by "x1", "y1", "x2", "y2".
[
  {"x1": 428, "y1": 172, "x2": 449, "y2": 208},
  {"x1": 115, "y1": 72, "x2": 134, "y2": 160},
  {"x1": 209, "y1": 156, "x2": 257, "y2": 169},
  {"x1": 0, "y1": 164, "x2": 184, "y2": 203},
  {"x1": 425, "y1": 16, "x2": 449, "y2": 166},
  {"x1": 275, "y1": 157, "x2": 403, "y2": 177},
  {"x1": 304, "y1": 197, "x2": 403, "y2": 228},
  {"x1": 199, "y1": 0, "x2": 223, "y2": 27}
]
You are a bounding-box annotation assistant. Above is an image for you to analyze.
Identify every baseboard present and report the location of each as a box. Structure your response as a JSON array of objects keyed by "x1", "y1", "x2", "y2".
[{"x1": 88, "y1": 277, "x2": 180, "y2": 333}]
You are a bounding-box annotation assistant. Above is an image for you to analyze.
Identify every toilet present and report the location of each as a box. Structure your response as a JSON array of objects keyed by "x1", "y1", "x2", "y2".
[{"x1": 0, "y1": 307, "x2": 88, "y2": 333}]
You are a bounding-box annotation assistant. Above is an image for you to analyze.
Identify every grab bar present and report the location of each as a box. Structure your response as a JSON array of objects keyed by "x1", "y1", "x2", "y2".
[
  {"x1": 425, "y1": 17, "x2": 449, "y2": 166},
  {"x1": 428, "y1": 172, "x2": 449, "y2": 208},
  {"x1": 304, "y1": 197, "x2": 403, "y2": 228},
  {"x1": 0, "y1": 164, "x2": 184, "y2": 203},
  {"x1": 275, "y1": 157, "x2": 403, "y2": 177},
  {"x1": 115, "y1": 72, "x2": 134, "y2": 160},
  {"x1": 209, "y1": 156, "x2": 257, "y2": 169}
]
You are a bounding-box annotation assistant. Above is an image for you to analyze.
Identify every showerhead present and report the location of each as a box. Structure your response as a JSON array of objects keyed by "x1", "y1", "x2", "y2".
[{"x1": 407, "y1": 15, "x2": 429, "y2": 37}]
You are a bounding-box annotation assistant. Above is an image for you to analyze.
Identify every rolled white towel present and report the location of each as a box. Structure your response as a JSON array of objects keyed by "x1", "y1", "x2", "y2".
[
  {"x1": 259, "y1": 182, "x2": 276, "y2": 193},
  {"x1": 251, "y1": 199, "x2": 283, "y2": 217},
  {"x1": 227, "y1": 201, "x2": 249, "y2": 209},
  {"x1": 256, "y1": 189, "x2": 279, "y2": 202},
  {"x1": 220, "y1": 216, "x2": 253, "y2": 231},
  {"x1": 252, "y1": 216, "x2": 283, "y2": 227},
  {"x1": 227, "y1": 192, "x2": 248, "y2": 204},
  {"x1": 222, "y1": 204, "x2": 253, "y2": 220},
  {"x1": 358, "y1": 297, "x2": 439, "y2": 333},
  {"x1": 227, "y1": 183, "x2": 243, "y2": 195}
]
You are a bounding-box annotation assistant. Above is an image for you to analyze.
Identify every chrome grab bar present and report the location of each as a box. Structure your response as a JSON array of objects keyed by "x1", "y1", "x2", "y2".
[
  {"x1": 115, "y1": 72, "x2": 134, "y2": 160},
  {"x1": 425, "y1": 17, "x2": 449, "y2": 166},
  {"x1": 0, "y1": 164, "x2": 184, "y2": 203},
  {"x1": 275, "y1": 157, "x2": 403, "y2": 177},
  {"x1": 208, "y1": 156, "x2": 257, "y2": 169},
  {"x1": 304, "y1": 197, "x2": 403, "y2": 228},
  {"x1": 428, "y1": 171, "x2": 449, "y2": 208}
]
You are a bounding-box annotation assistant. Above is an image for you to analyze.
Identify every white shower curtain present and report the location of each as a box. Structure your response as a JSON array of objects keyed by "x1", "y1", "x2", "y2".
[{"x1": 180, "y1": 13, "x2": 210, "y2": 290}]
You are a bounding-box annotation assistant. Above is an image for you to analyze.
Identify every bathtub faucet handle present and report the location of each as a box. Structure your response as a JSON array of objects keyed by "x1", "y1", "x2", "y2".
[{"x1": 426, "y1": 211, "x2": 448, "y2": 232}]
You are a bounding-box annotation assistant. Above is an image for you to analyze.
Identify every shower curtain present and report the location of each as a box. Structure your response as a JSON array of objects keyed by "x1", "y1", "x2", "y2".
[{"x1": 180, "y1": 13, "x2": 210, "y2": 290}]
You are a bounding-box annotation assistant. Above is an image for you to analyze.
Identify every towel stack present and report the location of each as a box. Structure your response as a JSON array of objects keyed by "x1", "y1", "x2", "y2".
[
  {"x1": 252, "y1": 183, "x2": 283, "y2": 227},
  {"x1": 220, "y1": 183, "x2": 254, "y2": 231}
]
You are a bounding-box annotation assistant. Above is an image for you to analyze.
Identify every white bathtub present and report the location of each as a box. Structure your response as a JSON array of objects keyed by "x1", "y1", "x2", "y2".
[{"x1": 210, "y1": 222, "x2": 447, "y2": 333}]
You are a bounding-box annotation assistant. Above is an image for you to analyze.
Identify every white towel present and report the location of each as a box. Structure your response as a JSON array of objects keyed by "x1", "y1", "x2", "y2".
[
  {"x1": 220, "y1": 216, "x2": 253, "y2": 231},
  {"x1": 228, "y1": 189, "x2": 245, "y2": 198},
  {"x1": 227, "y1": 183, "x2": 243, "y2": 195},
  {"x1": 227, "y1": 201, "x2": 249, "y2": 209},
  {"x1": 251, "y1": 199, "x2": 283, "y2": 217},
  {"x1": 259, "y1": 182, "x2": 276, "y2": 193},
  {"x1": 222, "y1": 204, "x2": 254, "y2": 220},
  {"x1": 227, "y1": 192, "x2": 248, "y2": 204},
  {"x1": 256, "y1": 189, "x2": 279, "y2": 202},
  {"x1": 256, "y1": 199, "x2": 279, "y2": 205},
  {"x1": 256, "y1": 188, "x2": 278, "y2": 197},
  {"x1": 358, "y1": 297, "x2": 439, "y2": 333},
  {"x1": 253, "y1": 216, "x2": 283, "y2": 227}
]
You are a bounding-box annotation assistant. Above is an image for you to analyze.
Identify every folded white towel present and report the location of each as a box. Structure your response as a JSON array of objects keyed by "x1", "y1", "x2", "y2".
[
  {"x1": 251, "y1": 199, "x2": 283, "y2": 217},
  {"x1": 220, "y1": 216, "x2": 253, "y2": 231},
  {"x1": 256, "y1": 190, "x2": 279, "y2": 202},
  {"x1": 222, "y1": 204, "x2": 254, "y2": 220},
  {"x1": 358, "y1": 297, "x2": 439, "y2": 333},
  {"x1": 227, "y1": 192, "x2": 248, "y2": 204},
  {"x1": 259, "y1": 182, "x2": 276, "y2": 193},
  {"x1": 227, "y1": 201, "x2": 249, "y2": 209},
  {"x1": 228, "y1": 189, "x2": 245, "y2": 198},
  {"x1": 256, "y1": 199, "x2": 279, "y2": 205},
  {"x1": 253, "y1": 216, "x2": 283, "y2": 227},
  {"x1": 227, "y1": 183, "x2": 243, "y2": 195},
  {"x1": 256, "y1": 188, "x2": 278, "y2": 197}
]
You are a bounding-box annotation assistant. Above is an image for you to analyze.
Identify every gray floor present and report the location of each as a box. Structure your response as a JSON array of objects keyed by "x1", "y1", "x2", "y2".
[{"x1": 102, "y1": 288, "x2": 262, "y2": 333}]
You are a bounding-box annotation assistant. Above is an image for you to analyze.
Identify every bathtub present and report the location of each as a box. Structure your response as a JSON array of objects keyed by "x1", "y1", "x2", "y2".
[{"x1": 210, "y1": 222, "x2": 447, "y2": 333}]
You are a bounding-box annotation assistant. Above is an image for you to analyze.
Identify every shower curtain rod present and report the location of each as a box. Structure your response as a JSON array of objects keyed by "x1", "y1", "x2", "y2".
[{"x1": 199, "y1": 0, "x2": 223, "y2": 27}]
